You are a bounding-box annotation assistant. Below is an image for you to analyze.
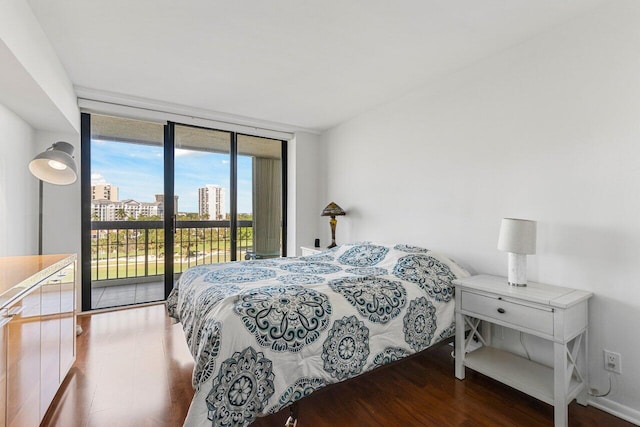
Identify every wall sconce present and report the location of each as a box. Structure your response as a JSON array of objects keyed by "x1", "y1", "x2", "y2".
[
  {"x1": 321, "y1": 202, "x2": 346, "y2": 248},
  {"x1": 497, "y1": 218, "x2": 536, "y2": 286}
]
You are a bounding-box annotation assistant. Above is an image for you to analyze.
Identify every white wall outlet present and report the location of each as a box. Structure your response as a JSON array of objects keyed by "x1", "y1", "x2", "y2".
[{"x1": 604, "y1": 350, "x2": 622, "y2": 374}]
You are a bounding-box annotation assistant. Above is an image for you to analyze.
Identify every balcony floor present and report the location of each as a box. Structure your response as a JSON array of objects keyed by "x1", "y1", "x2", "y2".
[{"x1": 91, "y1": 281, "x2": 164, "y2": 309}]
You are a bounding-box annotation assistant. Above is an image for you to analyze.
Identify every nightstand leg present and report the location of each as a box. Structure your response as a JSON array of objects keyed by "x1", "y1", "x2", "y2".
[
  {"x1": 554, "y1": 342, "x2": 569, "y2": 427},
  {"x1": 576, "y1": 329, "x2": 588, "y2": 406},
  {"x1": 455, "y1": 311, "x2": 465, "y2": 379}
]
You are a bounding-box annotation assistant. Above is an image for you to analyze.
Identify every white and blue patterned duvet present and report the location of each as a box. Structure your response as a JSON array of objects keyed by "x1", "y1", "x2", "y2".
[{"x1": 167, "y1": 242, "x2": 469, "y2": 427}]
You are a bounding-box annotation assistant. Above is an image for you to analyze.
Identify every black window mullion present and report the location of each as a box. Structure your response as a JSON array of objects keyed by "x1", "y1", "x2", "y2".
[
  {"x1": 81, "y1": 113, "x2": 92, "y2": 311},
  {"x1": 281, "y1": 140, "x2": 288, "y2": 257},
  {"x1": 230, "y1": 132, "x2": 238, "y2": 260},
  {"x1": 164, "y1": 122, "x2": 175, "y2": 298}
]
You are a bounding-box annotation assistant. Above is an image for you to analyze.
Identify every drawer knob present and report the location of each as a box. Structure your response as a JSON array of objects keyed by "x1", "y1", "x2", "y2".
[{"x1": 497, "y1": 308, "x2": 506, "y2": 314}]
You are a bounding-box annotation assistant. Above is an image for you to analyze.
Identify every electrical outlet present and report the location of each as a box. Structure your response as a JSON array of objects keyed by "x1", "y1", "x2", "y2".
[{"x1": 604, "y1": 350, "x2": 622, "y2": 374}]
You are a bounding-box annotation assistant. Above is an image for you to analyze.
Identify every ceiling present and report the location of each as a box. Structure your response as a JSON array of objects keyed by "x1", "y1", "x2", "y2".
[{"x1": 27, "y1": 0, "x2": 605, "y2": 132}]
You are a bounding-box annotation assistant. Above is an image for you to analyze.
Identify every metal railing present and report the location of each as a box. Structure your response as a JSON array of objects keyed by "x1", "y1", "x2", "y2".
[{"x1": 90, "y1": 220, "x2": 254, "y2": 282}]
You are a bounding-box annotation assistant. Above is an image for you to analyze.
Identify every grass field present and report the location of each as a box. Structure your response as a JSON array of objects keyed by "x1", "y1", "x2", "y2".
[{"x1": 91, "y1": 250, "x2": 248, "y2": 280}]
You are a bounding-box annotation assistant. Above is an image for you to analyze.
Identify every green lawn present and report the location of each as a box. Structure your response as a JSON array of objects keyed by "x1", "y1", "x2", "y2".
[{"x1": 91, "y1": 250, "x2": 249, "y2": 280}]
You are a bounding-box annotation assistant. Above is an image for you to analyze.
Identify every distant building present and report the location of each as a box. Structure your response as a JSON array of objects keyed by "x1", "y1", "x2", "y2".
[
  {"x1": 91, "y1": 192, "x2": 179, "y2": 221},
  {"x1": 155, "y1": 194, "x2": 179, "y2": 214},
  {"x1": 198, "y1": 184, "x2": 226, "y2": 220},
  {"x1": 91, "y1": 184, "x2": 119, "y2": 201},
  {"x1": 91, "y1": 199, "x2": 161, "y2": 221}
]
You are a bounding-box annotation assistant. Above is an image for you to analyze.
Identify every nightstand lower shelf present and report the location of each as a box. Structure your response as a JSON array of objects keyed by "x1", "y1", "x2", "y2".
[{"x1": 464, "y1": 346, "x2": 583, "y2": 406}]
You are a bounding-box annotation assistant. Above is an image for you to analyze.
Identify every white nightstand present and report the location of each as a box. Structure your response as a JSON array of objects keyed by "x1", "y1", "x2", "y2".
[
  {"x1": 453, "y1": 274, "x2": 593, "y2": 427},
  {"x1": 300, "y1": 246, "x2": 322, "y2": 256}
]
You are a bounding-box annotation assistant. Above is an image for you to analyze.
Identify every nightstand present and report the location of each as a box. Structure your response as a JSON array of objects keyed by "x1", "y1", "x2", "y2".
[
  {"x1": 453, "y1": 274, "x2": 593, "y2": 427},
  {"x1": 300, "y1": 246, "x2": 322, "y2": 256}
]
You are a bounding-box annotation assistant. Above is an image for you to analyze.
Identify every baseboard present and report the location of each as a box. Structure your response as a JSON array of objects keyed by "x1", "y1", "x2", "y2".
[{"x1": 588, "y1": 397, "x2": 640, "y2": 426}]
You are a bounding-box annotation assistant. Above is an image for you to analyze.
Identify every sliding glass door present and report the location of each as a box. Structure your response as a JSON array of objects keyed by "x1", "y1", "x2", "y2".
[
  {"x1": 84, "y1": 114, "x2": 166, "y2": 310},
  {"x1": 82, "y1": 115, "x2": 287, "y2": 311},
  {"x1": 172, "y1": 125, "x2": 233, "y2": 273}
]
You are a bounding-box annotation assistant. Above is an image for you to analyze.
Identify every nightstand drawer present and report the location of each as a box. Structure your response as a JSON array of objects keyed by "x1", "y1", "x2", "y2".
[{"x1": 460, "y1": 291, "x2": 554, "y2": 335}]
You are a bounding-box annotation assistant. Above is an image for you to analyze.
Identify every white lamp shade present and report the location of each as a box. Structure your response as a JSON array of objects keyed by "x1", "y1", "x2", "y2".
[
  {"x1": 497, "y1": 218, "x2": 537, "y2": 255},
  {"x1": 29, "y1": 141, "x2": 77, "y2": 185}
]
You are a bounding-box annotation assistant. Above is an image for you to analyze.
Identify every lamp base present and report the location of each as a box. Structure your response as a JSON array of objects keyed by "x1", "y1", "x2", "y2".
[
  {"x1": 507, "y1": 281, "x2": 527, "y2": 287},
  {"x1": 328, "y1": 216, "x2": 338, "y2": 248},
  {"x1": 507, "y1": 252, "x2": 527, "y2": 287}
]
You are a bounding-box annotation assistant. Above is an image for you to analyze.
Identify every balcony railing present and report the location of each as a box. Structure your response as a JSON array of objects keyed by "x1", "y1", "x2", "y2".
[{"x1": 90, "y1": 220, "x2": 254, "y2": 283}]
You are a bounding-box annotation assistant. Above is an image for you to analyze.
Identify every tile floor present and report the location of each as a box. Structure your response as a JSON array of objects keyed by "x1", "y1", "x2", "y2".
[{"x1": 91, "y1": 281, "x2": 165, "y2": 309}]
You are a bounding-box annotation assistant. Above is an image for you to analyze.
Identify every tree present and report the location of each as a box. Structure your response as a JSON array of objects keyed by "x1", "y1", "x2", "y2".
[
  {"x1": 115, "y1": 208, "x2": 127, "y2": 220},
  {"x1": 132, "y1": 214, "x2": 161, "y2": 221}
]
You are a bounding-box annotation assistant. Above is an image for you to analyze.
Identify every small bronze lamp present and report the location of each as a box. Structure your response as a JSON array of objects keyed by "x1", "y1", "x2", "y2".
[{"x1": 321, "y1": 202, "x2": 346, "y2": 248}]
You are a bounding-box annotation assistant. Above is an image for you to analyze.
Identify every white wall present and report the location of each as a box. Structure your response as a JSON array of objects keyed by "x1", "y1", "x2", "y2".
[
  {"x1": 288, "y1": 132, "x2": 323, "y2": 255},
  {"x1": 321, "y1": 0, "x2": 640, "y2": 421},
  {"x1": 0, "y1": 0, "x2": 79, "y2": 133},
  {"x1": 0, "y1": 103, "x2": 37, "y2": 256}
]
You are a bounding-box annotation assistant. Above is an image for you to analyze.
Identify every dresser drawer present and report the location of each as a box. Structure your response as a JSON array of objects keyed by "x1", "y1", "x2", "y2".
[{"x1": 460, "y1": 290, "x2": 554, "y2": 336}]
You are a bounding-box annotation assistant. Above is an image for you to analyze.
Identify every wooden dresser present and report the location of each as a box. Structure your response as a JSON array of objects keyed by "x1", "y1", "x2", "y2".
[{"x1": 0, "y1": 254, "x2": 76, "y2": 427}]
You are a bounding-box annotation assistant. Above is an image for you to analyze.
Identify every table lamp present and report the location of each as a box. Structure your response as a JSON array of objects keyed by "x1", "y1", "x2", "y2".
[
  {"x1": 497, "y1": 218, "x2": 536, "y2": 286},
  {"x1": 321, "y1": 202, "x2": 346, "y2": 248}
]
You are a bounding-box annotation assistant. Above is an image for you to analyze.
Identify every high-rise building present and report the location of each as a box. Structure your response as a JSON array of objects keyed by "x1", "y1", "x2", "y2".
[
  {"x1": 155, "y1": 194, "x2": 179, "y2": 214},
  {"x1": 198, "y1": 184, "x2": 226, "y2": 220},
  {"x1": 91, "y1": 183, "x2": 119, "y2": 201}
]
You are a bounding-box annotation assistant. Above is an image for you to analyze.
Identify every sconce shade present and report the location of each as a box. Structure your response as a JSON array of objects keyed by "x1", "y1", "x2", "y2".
[
  {"x1": 321, "y1": 202, "x2": 346, "y2": 217},
  {"x1": 29, "y1": 141, "x2": 78, "y2": 185},
  {"x1": 497, "y1": 218, "x2": 536, "y2": 254}
]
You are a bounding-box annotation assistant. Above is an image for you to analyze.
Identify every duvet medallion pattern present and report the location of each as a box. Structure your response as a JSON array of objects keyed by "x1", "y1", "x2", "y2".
[
  {"x1": 234, "y1": 285, "x2": 332, "y2": 352},
  {"x1": 276, "y1": 274, "x2": 324, "y2": 285},
  {"x1": 403, "y1": 297, "x2": 438, "y2": 352},
  {"x1": 192, "y1": 319, "x2": 222, "y2": 388},
  {"x1": 167, "y1": 242, "x2": 469, "y2": 427},
  {"x1": 187, "y1": 284, "x2": 239, "y2": 349},
  {"x1": 393, "y1": 254, "x2": 457, "y2": 302},
  {"x1": 206, "y1": 347, "x2": 275, "y2": 427},
  {"x1": 344, "y1": 267, "x2": 388, "y2": 276},
  {"x1": 328, "y1": 276, "x2": 406, "y2": 324},
  {"x1": 279, "y1": 261, "x2": 342, "y2": 275},
  {"x1": 372, "y1": 347, "x2": 411, "y2": 368},
  {"x1": 322, "y1": 316, "x2": 370, "y2": 380},
  {"x1": 266, "y1": 377, "x2": 326, "y2": 414},
  {"x1": 338, "y1": 244, "x2": 389, "y2": 266},
  {"x1": 204, "y1": 266, "x2": 276, "y2": 283},
  {"x1": 394, "y1": 244, "x2": 430, "y2": 253}
]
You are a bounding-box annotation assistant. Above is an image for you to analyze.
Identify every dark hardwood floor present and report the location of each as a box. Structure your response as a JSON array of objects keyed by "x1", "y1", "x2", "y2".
[{"x1": 42, "y1": 304, "x2": 634, "y2": 427}]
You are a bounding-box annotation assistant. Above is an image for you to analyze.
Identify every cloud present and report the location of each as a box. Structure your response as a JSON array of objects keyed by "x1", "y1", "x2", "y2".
[
  {"x1": 91, "y1": 173, "x2": 107, "y2": 184},
  {"x1": 175, "y1": 148, "x2": 208, "y2": 157}
]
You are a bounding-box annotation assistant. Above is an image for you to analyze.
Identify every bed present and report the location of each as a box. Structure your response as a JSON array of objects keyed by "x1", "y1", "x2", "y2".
[{"x1": 167, "y1": 242, "x2": 469, "y2": 426}]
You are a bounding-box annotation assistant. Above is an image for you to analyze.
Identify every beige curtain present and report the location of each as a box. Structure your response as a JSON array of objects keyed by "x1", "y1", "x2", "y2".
[{"x1": 253, "y1": 158, "x2": 281, "y2": 256}]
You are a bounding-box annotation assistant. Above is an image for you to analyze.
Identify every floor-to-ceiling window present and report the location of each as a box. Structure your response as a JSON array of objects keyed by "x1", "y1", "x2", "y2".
[
  {"x1": 85, "y1": 114, "x2": 166, "y2": 310},
  {"x1": 173, "y1": 124, "x2": 234, "y2": 270},
  {"x1": 81, "y1": 114, "x2": 287, "y2": 311}
]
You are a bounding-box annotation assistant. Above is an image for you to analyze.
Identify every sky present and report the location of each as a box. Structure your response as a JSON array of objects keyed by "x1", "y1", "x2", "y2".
[{"x1": 91, "y1": 139, "x2": 253, "y2": 214}]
